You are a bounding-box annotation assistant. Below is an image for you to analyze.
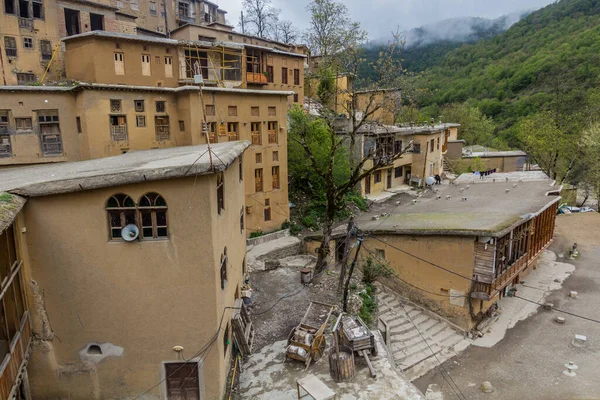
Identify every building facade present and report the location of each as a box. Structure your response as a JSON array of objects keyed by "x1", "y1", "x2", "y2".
[
  {"x1": 0, "y1": 142, "x2": 249, "y2": 399},
  {"x1": 345, "y1": 172, "x2": 560, "y2": 330},
  {"x1": 345, "y1": 123, "x2": 459, "y2": 198},
  {"x1": 0, "y1": 0, "x2": 231, "y2": 86},
  {"x1": 0, "y1": 28, "x2": 305, "y2": 234}
]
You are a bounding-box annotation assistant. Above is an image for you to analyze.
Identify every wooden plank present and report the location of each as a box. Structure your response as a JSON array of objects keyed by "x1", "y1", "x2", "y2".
[{"x1": 361, "y1": 350, "x2": 376, "y2": 378}]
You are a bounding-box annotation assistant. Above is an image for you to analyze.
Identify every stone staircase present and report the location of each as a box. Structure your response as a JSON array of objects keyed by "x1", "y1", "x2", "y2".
[{"x1": 377, "y1": 288, "x2": 470, "y2": 381}]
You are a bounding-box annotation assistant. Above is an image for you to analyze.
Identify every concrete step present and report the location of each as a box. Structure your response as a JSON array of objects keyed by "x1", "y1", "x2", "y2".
[
  {"x1": 395, "y1": 339, "x2": 441, "y2": 364},
  {"x1": 398, "y1": 345, "x2": 442, "y2": 371},
  {"x1": 422, "y1": 320, "x2": 447, "y2": 335}
]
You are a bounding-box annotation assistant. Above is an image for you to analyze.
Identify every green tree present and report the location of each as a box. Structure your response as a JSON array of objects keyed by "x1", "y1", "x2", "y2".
[
  {"x1": 439, "y1": 103, "x2": 495, "y2": 146},
  {"x1": 316, "y1": 69, "x2": 335, "y2": 108},
  {"x1": 581, "y1": 123, "x2": 600, "y2": 211},
  {"x1": 516, "y1": 112, "x2": 579, "y2": 181}
]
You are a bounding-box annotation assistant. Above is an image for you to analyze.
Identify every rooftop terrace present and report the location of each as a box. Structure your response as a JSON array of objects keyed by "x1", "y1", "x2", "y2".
[{"x1": 351, "y1": 172, "x2": 559, "y2": 237}]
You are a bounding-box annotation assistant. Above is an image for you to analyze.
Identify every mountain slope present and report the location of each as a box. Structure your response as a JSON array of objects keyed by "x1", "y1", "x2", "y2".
[{"x1": 417, "y1": 0, "x2": 600, "y2": 145}]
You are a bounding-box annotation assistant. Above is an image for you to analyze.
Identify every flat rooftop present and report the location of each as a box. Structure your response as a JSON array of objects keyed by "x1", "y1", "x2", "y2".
[
  {"x1": 0, "y1": 141, "x2": 249, "y2": 197},
  {"x1": 359, "y1": 123, "x2": 461, "y2": 136},
  {"x1": 352, "y1": 175, "x2": 559, "y2": 237}
]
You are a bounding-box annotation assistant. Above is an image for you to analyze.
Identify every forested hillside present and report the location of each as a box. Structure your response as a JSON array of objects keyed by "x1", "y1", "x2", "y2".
[{"x1": 416, "y1": 0, "x2": 600, "y2": 150}]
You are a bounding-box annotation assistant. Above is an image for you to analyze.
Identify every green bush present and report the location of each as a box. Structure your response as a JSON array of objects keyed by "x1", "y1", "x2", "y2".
[
  {"x1": 249, "y1": 230, "x2": 264, "y2": 239},
  {"x1": 358, "y1": 290, "x2": 377, "y2": 325},
  {"x1": 361, "y1": 256, "x2": 393, "y2": 284}
]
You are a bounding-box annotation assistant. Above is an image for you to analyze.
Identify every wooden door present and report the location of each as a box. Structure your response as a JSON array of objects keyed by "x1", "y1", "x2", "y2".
[
  {"x1": 386, "y1": 169, "x2": 392, "y2": 189},
  {"x1": 165, "y1": 56, "x2": 173, "y2": 78},
  {"x1": 165, "y1": 363, "x2": 200, "y2": 400},
  {"x1": 365, "y1": 174, "x2": 371, "y2": 195},
  {"x1": 114, "y1": 53, "x2": 124, "y2": 75},
  {"x1": 142, "y1": 54, "x2": 151, "y2": 76}
]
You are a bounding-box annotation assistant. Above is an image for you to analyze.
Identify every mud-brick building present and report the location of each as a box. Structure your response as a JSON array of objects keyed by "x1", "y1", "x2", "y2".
[
  {"x1": 337, "y1": 122, "x2": 460, "y2": 198},
  {"x1": 349, "y1": 172, "x2": 560, "y2": 330},
  {"x1": 0, "y1": 28, "x2": 306, "y2": 234},
  {"x1": 0, "y1": 141, "x2": 249, "y2": 399}
]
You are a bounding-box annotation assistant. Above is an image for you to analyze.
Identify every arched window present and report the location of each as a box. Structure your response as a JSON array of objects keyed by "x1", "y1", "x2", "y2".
[
  {"x1": 106, "y1": 194, "x2": 136, "y2": 240},
  {"x1": 139, "y1": 193, "x2": 168, "y2": 239}
]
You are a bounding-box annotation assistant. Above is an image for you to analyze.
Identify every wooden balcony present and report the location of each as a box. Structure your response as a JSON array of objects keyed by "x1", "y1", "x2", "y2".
[
  {"x1": 0, "y1": 313, "x2": 31, "y2": 399},
  {"x1": 251, "y1": 132, "x2": 261, "y2": 145},
  {"x1": 228, "y1": 133, "x2": 239, "y2": 141},
  {"x1": 268, "y1": 130, "x2": 277, "y2": 144},
  {"x1": 246, "y1": 72, "x2": 268, "y2": 85},
  {"x1": 255, "y1": 180, "x2": 263, "y2": 193}
]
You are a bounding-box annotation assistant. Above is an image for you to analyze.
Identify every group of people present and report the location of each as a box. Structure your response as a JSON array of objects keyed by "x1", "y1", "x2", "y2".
[{"x1": 474, "y1": 168, "x2": 497, "y2": 179}]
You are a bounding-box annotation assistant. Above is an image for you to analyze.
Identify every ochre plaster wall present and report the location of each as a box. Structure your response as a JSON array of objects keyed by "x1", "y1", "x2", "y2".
[
  {"x1": 23, "y1": 170, "x2": 245, "y2": 399},
  {"x1": 361, "y1": 234, "x2": 476, "y2": 329}
]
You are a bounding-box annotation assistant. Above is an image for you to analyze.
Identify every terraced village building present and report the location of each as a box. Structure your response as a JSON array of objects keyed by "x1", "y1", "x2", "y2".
[
  {"x1": 0, "y1": 0, "x2": 230, "y2": 86},
  {"x1": 342, "y1": 171, "x2": 560, "y2": 330},
  {"x1": 0, "y1": 142, "x2": 249, "y2": 399},
  {"x1": 0, "y1": 26, "x2": 308, "y2": 234}
]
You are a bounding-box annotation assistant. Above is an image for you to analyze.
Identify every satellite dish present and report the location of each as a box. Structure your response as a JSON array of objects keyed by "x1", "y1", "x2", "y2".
[
  {"x1": 121, "y1": 224, "x2": 139, "y2": 242},
  {"x1": 426, "y1": 176, "x2": 435, "y2": 186}
]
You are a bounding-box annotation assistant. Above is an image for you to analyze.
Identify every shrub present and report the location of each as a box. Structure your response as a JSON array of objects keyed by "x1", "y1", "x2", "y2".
[
  {"x1": 361, "y1": 256, "x2": 393, "y2": 284},
  {"x1": 249, "y1": 230, "x2": 264, "y2": 238}
]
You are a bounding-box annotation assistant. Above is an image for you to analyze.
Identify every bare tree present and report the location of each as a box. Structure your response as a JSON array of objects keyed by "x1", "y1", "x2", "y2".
[
  {"x1": 290, "y1": 29, "x2": 407, "y2": 274},
  {"x1": 273, "y1": 20, "x2": 298, "y2": 44},
  {"x1": 305, "y1": 0, "x2": 367, "y2": 58},
  {"x1": 238, "y1": 0, "x2": 280, "y2": 39}
]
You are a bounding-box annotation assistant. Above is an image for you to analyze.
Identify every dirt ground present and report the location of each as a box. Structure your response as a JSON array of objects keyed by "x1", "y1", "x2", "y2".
[
  {"x1": 414, "y1": 213, "x2": 600, "y2": 399},
  {"x1": 248, "y1": 266, "x2": 341, "y2": 350},
  {"x1": 248, "y1": 191, "x2": 415, "y2": 350}
]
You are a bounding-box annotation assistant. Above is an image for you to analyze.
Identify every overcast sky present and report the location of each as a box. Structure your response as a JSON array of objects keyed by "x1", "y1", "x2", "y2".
[{"x1": 215, "y1": 0, "x2": 556, "y2": 40}]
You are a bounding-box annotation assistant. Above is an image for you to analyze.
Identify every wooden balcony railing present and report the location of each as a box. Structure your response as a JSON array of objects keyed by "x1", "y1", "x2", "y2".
[
  {"x1": 268, "y1": 130, "x2": 277, "y2": 144},
  {"x1": 0, "y1": 262, "x2": 32, "y2": 400},
  {"x1": 251, "y1": 132, "x2": 261, "y2": 145},
  {"x1": 155, "y1": 125, "x2": 170, "y2": 141},
  {"x1": 18, "y1": 18, "x2": 33, "y2": 30},
  {"x1": 255, "y1": 179, "x2": 263, "y2": 192},
  {"x1": 228, "y1": 133, "x2": 239, "y2": 141},
  {"x1": 110, "y1": 125, "x2": 128, "y2": 142},
  {"x1": 0, "y1": 136, "x2": 11, "y2": 157},
  {"x1": 246, "y1": 72, "x2": 268, "y2": 84}
]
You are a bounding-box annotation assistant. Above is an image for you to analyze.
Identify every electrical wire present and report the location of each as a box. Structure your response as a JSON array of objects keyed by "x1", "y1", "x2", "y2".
[
  {"x1": 134, "y1": 306, "x2": 239, "y2": 399},
  {"x1": 361, "y1": 232, "x2": 478, "y2": 283},
  {"x1": 361, "y1": 228, "x2": 600, "y2": 325},
  {"x1": 356, "y1": 244, "x2": 467, "y2": 399},
  {"x1": 360, "y1": 243, "x2": 466, "y2": 299},
  {"x1": 401, "y1": 301, "x2": 467, "y2": 400},
  {"x1": 514, "y1": 295, "x2": 600, "y2": 324}
]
